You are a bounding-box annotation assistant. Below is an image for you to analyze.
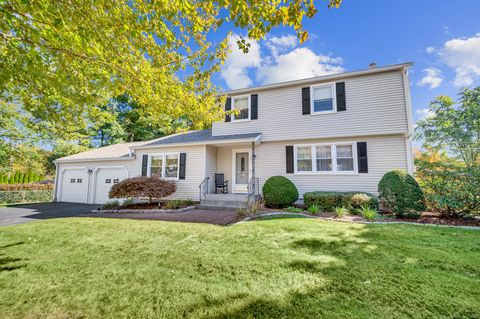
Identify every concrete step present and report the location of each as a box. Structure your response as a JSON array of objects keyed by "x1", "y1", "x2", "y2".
[
  {"x1": 204, "y1": 193, "x2": 248, "y2": 201},
  {"x1": 199, "y1": 193, "x2": 248, "y2": 209}
]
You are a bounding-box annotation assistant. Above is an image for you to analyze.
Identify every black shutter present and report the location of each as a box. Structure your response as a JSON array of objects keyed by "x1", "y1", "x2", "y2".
[
  {"x1": 251, "y1": 94, "x2": 258, "y2": 120},
  {"x1": 141, "y1": 155, "x2": 148, "y2": 176},
  {"x1": 225, "y1": 97, "x2": 231, "y2": 122},
  {"x1": 179, "y1": 153, "x2": 186, "y2": 180},
  {"x1": 357, "y1": 142, "x2": 368, "y2": 173},
  {"x1": 336, "y1": 82, "x2": 346, "y2": 112},
  {"x1": 286, "y1": 146, "x2": 294, "y2": 174},
  {"x1": 302, "y1": 87, "x2": 310, "y2": 115}
]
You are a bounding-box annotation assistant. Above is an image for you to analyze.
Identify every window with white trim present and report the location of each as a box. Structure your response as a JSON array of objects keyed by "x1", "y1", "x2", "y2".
[
  {"x1": 296, "y1": 146, "x2": 312, "y2": 172},
  {"x1": 311, "y1": 84, "x2": 335, "y2": 113},
  {"x1": 149, "y1": 153, "x2": 179, "y2": 179},
  {"x1": 295, "y1": 143, "x2": 356, "y2": 173},
  {"x1": 336, "y1": 144, "x2": 354, "y2": 172},
  {"x1": 232, "y1": 96, "x2": 250, "y2": 121}
]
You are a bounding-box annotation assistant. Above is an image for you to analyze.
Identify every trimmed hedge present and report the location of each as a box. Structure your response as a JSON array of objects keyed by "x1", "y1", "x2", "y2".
[
  {"x1": 0, "y1": 171, "x2": 44, "y2": 184},
  {"x1": 0, "y1": 183, "x2": 54, "y2": 191},
  {"x1": 0, "y1": 190, "x2": 53, "y2": 204},
  {"x1": 378, "y1": 170, "x2": 426, "y2": 216},
  {"x1": 303, "y1": 191, "x2": 379, "y2": 213},
  {"x1": 262, "y1": 176, "x2": 299, "y2": 208}
]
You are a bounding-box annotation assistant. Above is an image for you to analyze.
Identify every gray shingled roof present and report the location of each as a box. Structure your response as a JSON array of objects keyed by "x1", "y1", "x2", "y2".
[{"x1": 140, "y1": 129, "x2": 260, "y2": 147}]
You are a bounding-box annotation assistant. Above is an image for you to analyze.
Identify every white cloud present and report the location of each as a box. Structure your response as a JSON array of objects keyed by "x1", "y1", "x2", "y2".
[
  {"x1": 417, "y1": 68, "x2": 443, "y2": 89},
  {"x1": 265, "y1": 35, "x2": 298, "y2": 56},
  {"x1": 425, "y1": 46, "x2": 435, "y2": 54},
  {"x1": 220, "y1": 35, "x2": 261, "y2": 89},
  {"x1": 416, "y1": 108, "x2": 434, "y2": 121},
  {"x1": 439, "y1": 33, "x2": 480, "y2": 86},
  {"x1": 220, "y1": 33, "x2": 344, "y2": 89},
  {"x1": 257, "y1": 48, "x2": 344, "y2": 85}
]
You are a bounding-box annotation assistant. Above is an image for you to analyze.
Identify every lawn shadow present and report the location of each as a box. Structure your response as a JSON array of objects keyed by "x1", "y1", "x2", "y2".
[{"x1": 0, "y1": 242, "x2": 26, "y2": 272}]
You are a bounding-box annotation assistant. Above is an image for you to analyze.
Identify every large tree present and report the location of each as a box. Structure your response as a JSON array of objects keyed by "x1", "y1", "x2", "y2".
[
  {"x1": 415, "y1": 87, "x2": 480, "y2": 166},
  {"x1": 1, "y1": 0, "x2": 342, "y2": 136}
]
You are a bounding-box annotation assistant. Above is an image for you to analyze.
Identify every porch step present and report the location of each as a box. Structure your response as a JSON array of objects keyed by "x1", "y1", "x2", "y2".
[{"x1": 198, "y1": 193, "x2": 248, "y2": 209}]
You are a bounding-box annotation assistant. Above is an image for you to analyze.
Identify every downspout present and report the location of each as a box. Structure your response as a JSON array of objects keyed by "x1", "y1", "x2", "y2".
[
  {"x1": 251, "y1": 141, "x2": 256, "y2": 196},
  {"x1": 53, "y1": 161, "x2": 59, "y2": 202}
]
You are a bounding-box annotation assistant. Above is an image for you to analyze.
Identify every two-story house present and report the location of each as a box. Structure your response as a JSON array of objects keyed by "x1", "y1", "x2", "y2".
[{"x1": 54, "y1": 62, "x2": 414, "y2": 206}]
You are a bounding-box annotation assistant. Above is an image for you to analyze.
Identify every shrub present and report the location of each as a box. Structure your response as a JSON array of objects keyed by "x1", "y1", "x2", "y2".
[
  {"x1": 262, "y1": 176, "x2": 298, "y2": 208},
  {"x1": 303, "y1": 191, "x2": 378, "y2": 213},
  {"x1": 103, "y1": 200, "x2": 120, "y2": 210},
  {"x1": 122, "y1": 198, "x2": 134, "y2": 206},
  {"x1": 109, "y1": 176, "x2": 176, "y2": 203},
  {"x1": 378, "y1": 170, "x2": 426, "y2": 216},
  {"x1": 334, "y1": 206, "x2": 349, "y2": 218},
  {"x1": 416, "y1": 157, "x2": 480, "y2": 217},
  {"x1": 307, "y1": 204, "x2": 319, "y2": 214},
  {"x1": 283, "y1": 206, "x2": 304, "y2": 213},
  {"x1": 361, "y1": 205, "x2": 378, "y2": 221},
  {"x1": 163, "y1": 199, "x2": 196, "y2": 210},
  {"x1": 0, "y1": 183, "x2": 54, "y2": 191}
]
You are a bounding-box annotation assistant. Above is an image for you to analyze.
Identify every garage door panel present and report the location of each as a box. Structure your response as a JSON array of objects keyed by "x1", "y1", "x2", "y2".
[
  {"x1": 94, "y1": 168, "x2": 128, "y2": 204},
  {"x1": 60, "y1": 169, "x2": 88, "y2": 203}
]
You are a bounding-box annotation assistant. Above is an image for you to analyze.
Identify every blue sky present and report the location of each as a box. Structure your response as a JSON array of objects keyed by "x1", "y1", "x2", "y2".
[{"x1": 211, "y1": 0, "x2": 480, "y2": 125}]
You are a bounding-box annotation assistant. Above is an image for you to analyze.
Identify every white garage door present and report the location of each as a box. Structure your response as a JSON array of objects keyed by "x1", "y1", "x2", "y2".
[
  {"x1": 60, "y1": 169, "x2": 89, "y2": 203},
  {"x1": 94, "y1": 168, "x2": 128, "y2": 204}
]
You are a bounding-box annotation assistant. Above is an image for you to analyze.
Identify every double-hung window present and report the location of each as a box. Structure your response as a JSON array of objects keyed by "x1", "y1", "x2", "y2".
[
  {"x1": 295, "y1": 143, "x2": 356, "y2": 174},
  {"x1": 311, "y1": 84, "x2": 335, "y2": 114},
  {"x1": 149, "y1": 153, "x2": 179, "y2": 179},
  {"x1": 231, "y1": 96, "x2": 250, "y2": 121}
]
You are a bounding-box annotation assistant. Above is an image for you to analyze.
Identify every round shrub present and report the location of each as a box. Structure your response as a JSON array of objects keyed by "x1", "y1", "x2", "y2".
[
  {"x1": 378, "y1": 170, "x2": 426, "y2": 216},
  {"x1": 262, "y1": 176, "x2": 299, "y2": 208}
]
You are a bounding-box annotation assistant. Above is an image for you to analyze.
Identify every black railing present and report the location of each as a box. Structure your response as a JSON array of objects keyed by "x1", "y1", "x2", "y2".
[
  {"x1": 247, "y1": 177, "x2": 260, "y2": 203},
  {"x1": 199, "y1": 177, "x2": 209, "y2": 201}
]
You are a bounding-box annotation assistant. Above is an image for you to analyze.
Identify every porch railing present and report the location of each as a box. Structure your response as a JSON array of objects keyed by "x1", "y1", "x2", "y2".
[
  {"x1": 198, "y1": 177, "x2": 209, "y2": 201},
  {"x1": 247, "y1": 177, "x2": 260, "y2": 203}
]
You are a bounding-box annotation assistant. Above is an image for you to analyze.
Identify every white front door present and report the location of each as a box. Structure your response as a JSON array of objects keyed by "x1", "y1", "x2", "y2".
[{"x1": 232, "y1": 149, "x2": 251, "y2": 193}]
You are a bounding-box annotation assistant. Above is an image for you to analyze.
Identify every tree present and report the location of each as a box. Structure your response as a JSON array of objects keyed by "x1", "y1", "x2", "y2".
[
  {"x1": 1, "y1": 0, "x2": 342, "y2": 136},
  {"x1": 109, "y1": 176, "x2": 176, "y2": 204},
  {"x1": 415, "y1": 87, "x2": 480, "y2": 166}
]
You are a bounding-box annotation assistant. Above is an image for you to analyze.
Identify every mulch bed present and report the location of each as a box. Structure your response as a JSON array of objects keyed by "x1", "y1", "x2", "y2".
[
  {"x1": 85, "y1": 209, "x2": 241, "y2": 225},
  {"x1": 387, "y1": 211, "x2": 480, "y2": 227}
]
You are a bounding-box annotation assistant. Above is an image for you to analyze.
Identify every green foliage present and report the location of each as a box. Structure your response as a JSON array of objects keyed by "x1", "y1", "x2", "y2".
[
  {"x1": 334, "y1": 206, "x2": 349, "y2": 218},
  {"x1": 283, "y1": 206, "x2": 304, "y2": 213},
  {"x1": 102, "y1": 200, "x2": 120, "y2": 210},
  {"x1": 415, "y1": 152, "x2": 480, "y2": 217},
  {"x1": 307, "y1": 204, "x2": 320, "y2": 214},
  {"x1": 303, "y1": 191, "x2": 378, "y2": 213},
  {"x1": 415, "y1": 87, "x2": 480, "y2": 165},
  {"x1": 121, "y1": 198, "x2": 134, "y2": 207},
  {"x1": 163, "y1": 199, "x2": 196, "y2": 210},
  {"x1": 361, "y1": 205, "x2": 378, "y2": 221},
  {"x1": 378, "y1": 170, "x2": 426, "y2": 216},
  {"x1": 0, "y1": 190, "x2": 53, "y2": 204},
  {"x1": 262, "y1": 176, "x2": 299, "y2": 208}
]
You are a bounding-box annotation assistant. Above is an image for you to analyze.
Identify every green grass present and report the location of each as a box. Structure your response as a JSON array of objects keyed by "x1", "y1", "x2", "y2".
[{"x1": 1, "y1": 218, "x2": 479, "y2": 318}]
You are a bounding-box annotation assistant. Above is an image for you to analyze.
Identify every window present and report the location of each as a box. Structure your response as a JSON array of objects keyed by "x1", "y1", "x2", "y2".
[
  {"x1": 149, "y1": 153, "x2": 179, "y2": 179},
  {"x1": 296, "y1": 146, "x2": 312, "y2": 172},
  {"x1": 70, "y1": 178, "x2": 76, "y2": 183},
  {"x1": 232, "y1": 96, "x2": 250, "y2": 121},
  {"x1": 105, "y1": 179, "x2": 111, "y2": 184},
  {"x1": 77, "y1": 179, "x2": 82, "y2": 183},
  {"x1": 113, "y1": 179, "x2": 119, "y2": 184},
  {"x1": 311, "y1": 84, "x2": 335, "y2": 113},
  {"x1": 316, "y1": 145, "x2": 332, "y2": 172},
  {"x1": 336, "y1": 145, "x2": 354, "y2": 172},
  {"x1": 150, "y1": 155, "x2": 163, "y2": 177},
  {"x1": 295, "y1": 143, "x2": 357, "y2": 174}
]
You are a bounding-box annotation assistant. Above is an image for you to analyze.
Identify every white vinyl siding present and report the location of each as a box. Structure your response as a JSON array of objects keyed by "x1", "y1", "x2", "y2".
[
  {"x1": 253, "y1": 135, "x2": 408, "y2": 197},
  {"x1": 205, "y1": 145, "x2": 217, "y2": 193},
  {"x1": 212, "y1": 71, "x2": 408, "y2": 141}
]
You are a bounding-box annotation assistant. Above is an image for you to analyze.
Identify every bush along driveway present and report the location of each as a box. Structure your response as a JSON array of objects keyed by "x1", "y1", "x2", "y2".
[{"x1": 0, "y1": 217, "x2": 479, "y2": 318}]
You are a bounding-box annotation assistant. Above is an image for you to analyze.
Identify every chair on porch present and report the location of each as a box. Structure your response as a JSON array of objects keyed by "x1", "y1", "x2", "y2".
[{"x1": 214, "y1": 173, "x2": 229, "y2": 194}]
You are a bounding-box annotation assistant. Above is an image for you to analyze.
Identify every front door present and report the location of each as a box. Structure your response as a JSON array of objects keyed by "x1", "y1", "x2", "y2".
[{"x1": 232, "y1": 149, "x2": 251, "y2": 193}]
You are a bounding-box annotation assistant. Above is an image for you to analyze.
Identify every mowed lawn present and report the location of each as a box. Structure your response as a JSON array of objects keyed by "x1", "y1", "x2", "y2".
[{"x1": 1, "y1": 218, "x2": 479, "y2": 318}]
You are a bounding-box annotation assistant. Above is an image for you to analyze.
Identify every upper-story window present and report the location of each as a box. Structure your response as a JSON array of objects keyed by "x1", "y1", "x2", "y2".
[
  {"x1": 232, "y1": 95, "x2": 250, "y2": 122},
  {"x1": 311, "y1": 83, "x2": 336, "y2": 114}
]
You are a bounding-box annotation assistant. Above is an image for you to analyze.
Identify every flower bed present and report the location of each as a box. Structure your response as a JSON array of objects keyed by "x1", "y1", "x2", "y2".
[{"x1": 93, "y1": 199, "x2": 199, "y2": 214}]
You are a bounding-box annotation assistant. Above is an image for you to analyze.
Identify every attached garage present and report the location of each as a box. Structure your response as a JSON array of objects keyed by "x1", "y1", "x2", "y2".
[
  {"x1": 92, "y1": 167, "x2": 129, "y2": 204},
  {"x1": 58, "y1": 168, "x2": 89, "y2": 203}
]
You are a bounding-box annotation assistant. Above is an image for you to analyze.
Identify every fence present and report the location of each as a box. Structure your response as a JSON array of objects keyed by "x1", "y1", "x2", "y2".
[{"x1": 0, "y1": 190, "x2": 53, "y2": 204}]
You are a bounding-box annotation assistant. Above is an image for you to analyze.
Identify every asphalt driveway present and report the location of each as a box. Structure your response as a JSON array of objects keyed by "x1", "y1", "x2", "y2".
[{"x1": 0, "y1": 202, "x2": 101, "y2": 226}]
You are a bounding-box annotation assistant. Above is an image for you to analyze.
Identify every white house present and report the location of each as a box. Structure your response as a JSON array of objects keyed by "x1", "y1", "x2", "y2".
[{"x1": 54, "y1": 62, "x2": 415, "y2": 205}]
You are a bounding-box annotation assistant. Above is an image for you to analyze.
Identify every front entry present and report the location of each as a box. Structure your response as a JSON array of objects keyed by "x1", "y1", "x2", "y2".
[{"x1": 232, "y1": 149, "x2": 251, "y2": 193}]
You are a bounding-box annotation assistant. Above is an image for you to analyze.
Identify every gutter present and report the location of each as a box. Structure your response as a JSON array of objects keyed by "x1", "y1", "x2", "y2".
[
  {"x1": 54, "y1": 156, "x2": 136, "y2": 164},
  {"x1": 132, "y1": 135, "x2": 262, "y2": 150}
]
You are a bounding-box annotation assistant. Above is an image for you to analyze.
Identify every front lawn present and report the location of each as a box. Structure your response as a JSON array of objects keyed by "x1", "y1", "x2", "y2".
[{"x1": 1, "y1": 218, "x2": 479, "y2": 318}]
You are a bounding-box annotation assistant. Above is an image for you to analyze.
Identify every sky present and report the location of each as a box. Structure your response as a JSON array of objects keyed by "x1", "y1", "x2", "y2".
[{"x1": 210, "y1": 0, "x2": 480, "y2": 126}]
